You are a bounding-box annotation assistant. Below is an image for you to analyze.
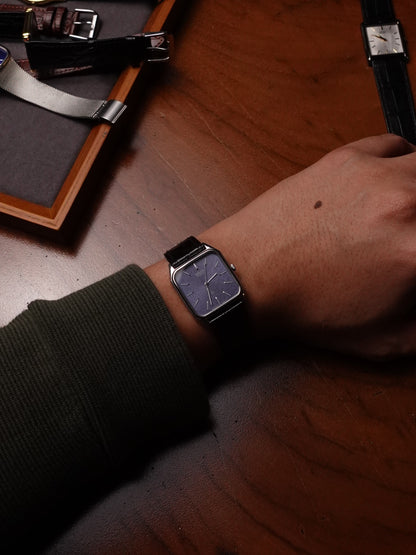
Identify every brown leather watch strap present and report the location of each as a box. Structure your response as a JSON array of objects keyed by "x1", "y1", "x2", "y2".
[{"x1": 0, "y1": 4, "x2": 97, "y2": 40}]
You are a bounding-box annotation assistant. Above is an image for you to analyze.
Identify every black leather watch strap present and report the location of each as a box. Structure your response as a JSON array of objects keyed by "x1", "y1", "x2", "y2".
[
  {"x1": 372, "y1": 56, "x2": 416, "y2": 143},
  {"x1": 361, "y1": 0, "x2": 395, "y2": 24},
  {"x1": 25, "y1": 31, "x2": 169, "y2": 71},
  {"x1": 0, "y1": 12, "x2": 24, "y2": 39},
  {"x1": 165, "y1": 236, "x2": 205, "y2": 267}
]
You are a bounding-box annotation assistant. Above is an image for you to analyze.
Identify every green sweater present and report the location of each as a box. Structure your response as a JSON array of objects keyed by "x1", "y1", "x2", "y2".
[{"x1": 0, "y1": 266, "x2": 209, "y2": 545}]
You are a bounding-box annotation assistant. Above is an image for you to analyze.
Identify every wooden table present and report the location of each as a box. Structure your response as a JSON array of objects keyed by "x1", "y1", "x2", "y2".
[{"x1": 2, "y1": 0, "x2": 416, "y2": 552}]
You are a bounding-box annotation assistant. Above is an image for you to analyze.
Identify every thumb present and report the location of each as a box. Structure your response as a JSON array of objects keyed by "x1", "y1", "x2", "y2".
[
  {"x1": 344, "y1": 319, "x2": 416, "y2": 361},
  {"x1": 347, "y1": 134, "x2": 416, "y2": 159}
]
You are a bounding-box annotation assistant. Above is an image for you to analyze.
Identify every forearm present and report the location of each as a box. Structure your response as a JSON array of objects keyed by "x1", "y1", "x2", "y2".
[
  {"x1": 0, "y1": 266, "x2": 209, "y2": 541},
  {"x1": 147, "y1": 134, "x2": 416, "y2": 363}
]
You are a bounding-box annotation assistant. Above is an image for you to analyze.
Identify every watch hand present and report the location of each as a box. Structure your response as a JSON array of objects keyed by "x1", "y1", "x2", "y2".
[
  {"x1": 205, "y1": 284, "x2": 213, "y2": 306},
  {"x1": 206, "y1": 273, "x2": 218, "y2": 284},
  {"x1": 373, "y1": 34, "x2": 388, "y2": 41},
  {"x1": 202, "y1": 259, "x2": 213, "y2": 305}
]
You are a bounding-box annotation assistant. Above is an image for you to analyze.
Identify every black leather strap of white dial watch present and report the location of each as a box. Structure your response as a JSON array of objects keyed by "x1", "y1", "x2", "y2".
[
  {"x1": 361, "y1": 0, "x2": 395, "y2": 23},
  {"x1": 371, "y1": 55, "x2": 416, "y2": 142}
]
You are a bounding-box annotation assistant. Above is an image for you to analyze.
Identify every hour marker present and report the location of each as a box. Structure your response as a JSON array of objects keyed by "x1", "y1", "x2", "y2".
[
  {"x1": 193, "y1": 263, "x2": 199, "y2": 270},
  {"x1": 222, "y1": 290, "x2": 232, "y2": 297},
  {"x1": 194, "y1": 298, "x2": 199, "y2": 306}
]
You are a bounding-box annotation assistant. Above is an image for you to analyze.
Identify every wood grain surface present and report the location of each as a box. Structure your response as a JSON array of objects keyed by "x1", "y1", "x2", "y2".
[{"x1": 1, "y1": 0, "x2": 416, "y2": 553}]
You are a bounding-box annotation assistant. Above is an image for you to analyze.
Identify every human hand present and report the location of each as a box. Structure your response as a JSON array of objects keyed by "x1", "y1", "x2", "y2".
[{"x1": 199, "y1": 134, "x2": 416, "y2": 360}]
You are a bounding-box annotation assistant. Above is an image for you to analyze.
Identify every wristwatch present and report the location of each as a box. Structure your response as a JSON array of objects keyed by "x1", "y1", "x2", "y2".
[
  {"x1": 360, "y1": 0, "x2": 416, "y2": 143},
  {"x1": 164, "y1": 237, "x2": 244, "y2": 325},
  {"x1": 0, "y1": 44, "x2": 126, "y2": 123}
]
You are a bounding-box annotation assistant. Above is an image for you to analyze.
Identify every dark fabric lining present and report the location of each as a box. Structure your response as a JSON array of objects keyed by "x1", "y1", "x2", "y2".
[{"x1": 0, "y1": 1, "x2": 155, "y2": 207}]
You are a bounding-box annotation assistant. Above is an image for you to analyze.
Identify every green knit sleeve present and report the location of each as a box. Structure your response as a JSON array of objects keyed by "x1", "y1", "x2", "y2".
[{"x1": 0, "y1": 266, "x2": 209, "y2": 541}]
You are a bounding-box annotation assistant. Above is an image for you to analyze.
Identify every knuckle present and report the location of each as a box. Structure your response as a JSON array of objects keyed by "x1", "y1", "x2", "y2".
[
  {"x1": 383, "y1": 133, "x2": 410, "y2": 150},
  {"x1": 380, "y1": 187, "x2": 416, "y2": 221},
  {"x1": 364, "y1": 340, "x2": 398, "y2": 362},
  {"x1": 332, "y1": 144, "x2": 362, "y2": 164},
  {"x1": 321, "y1": 144, "x2": 366, "y2": 174}
]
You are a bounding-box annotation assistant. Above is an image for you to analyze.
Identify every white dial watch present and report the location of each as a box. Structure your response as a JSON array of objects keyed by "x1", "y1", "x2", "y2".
[
  {"x1": 360, "y1": 0, "x2": 416, "y2": 144},
  {"x1": 363, "y1": 23, "x2": 404, "y2": 57}
]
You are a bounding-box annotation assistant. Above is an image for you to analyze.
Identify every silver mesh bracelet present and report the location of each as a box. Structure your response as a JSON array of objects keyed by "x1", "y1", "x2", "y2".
[{"x1": 0, "y1": 45, "x2": 126, "y2": 124}]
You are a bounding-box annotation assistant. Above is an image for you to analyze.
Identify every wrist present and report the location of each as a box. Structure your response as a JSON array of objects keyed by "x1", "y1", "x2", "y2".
[
  {"x1": 197, "y1": 220, "x2": 280, "y2": 340},
  {"x1": 145, "y1": 228, "x2": 258, "y2": 369},
  {"x1": 145, "y1": 259, "x2": 221, "y2": 370}
]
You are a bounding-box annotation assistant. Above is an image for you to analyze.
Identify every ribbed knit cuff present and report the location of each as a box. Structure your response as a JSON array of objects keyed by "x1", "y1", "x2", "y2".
[
  {"x1": 27, "y1": 265, "x2": 210, "y2": 464},
  {"x1": 0, "y1": 266, "x2": 209, "y2": 542}
]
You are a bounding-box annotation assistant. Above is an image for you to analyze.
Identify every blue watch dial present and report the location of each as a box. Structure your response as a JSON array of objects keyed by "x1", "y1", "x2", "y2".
[
  {"x1": 0, "y1": 45, "x2": 9, "y2": 69},
  {"x1": 173, "y1": 251, "x2": 241, "y2": 319}
]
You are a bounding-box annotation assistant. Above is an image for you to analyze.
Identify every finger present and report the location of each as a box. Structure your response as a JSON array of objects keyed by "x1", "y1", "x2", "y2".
[
  {"x1": 353, "y1": 320, "x2": 416, "y2": 361},
  {"x1": 348, "y1": 134, "x2": 416, "y2": 159},
  {"x1": 392, "y1": 319, "x2": 416, "y2": 358}
]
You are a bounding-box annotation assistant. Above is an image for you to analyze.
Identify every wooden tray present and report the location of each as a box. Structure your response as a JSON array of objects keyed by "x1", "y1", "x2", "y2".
[{"x1": 0, "y1": 0, "x2": 178, "y2": 230}]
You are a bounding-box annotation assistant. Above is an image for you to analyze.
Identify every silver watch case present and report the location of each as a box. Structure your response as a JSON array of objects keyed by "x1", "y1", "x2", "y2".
[{"x1": 361, "y1": 20, "x2": 407, "y2": 65}]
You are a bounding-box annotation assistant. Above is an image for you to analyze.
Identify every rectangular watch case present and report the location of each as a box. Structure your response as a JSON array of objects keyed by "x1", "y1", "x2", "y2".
[{"x1": 361, "y1": 20, "x2": 407, "y2": 64}]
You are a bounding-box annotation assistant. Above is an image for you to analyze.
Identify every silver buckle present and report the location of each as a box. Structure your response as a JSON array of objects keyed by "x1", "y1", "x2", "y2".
[
  {"x1": 23, "y1": 7, "x2": 98, "y2": 41},
  {"x1": 144, "y1": 31, "x2": 170, "y2": 62},
  {"x1": 69, "y1": 9, "x2": 99, "y2": 40},
  {"x1": 22, "y1": 8, "x2": 36, "y2": 41}
]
